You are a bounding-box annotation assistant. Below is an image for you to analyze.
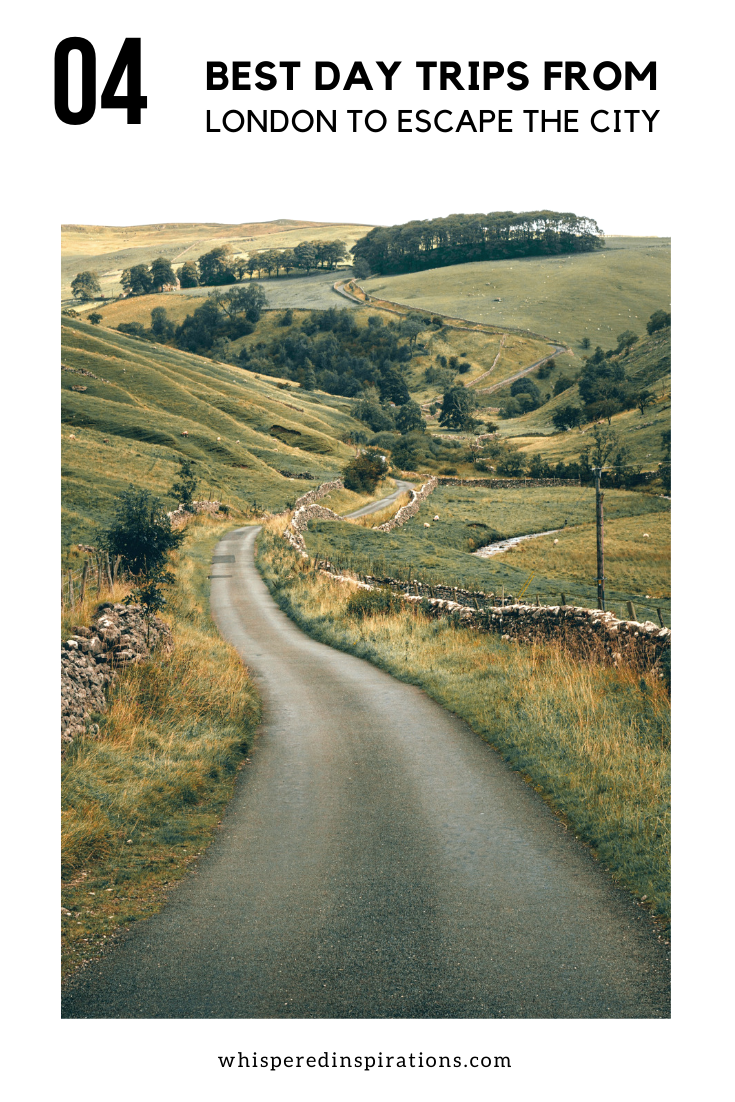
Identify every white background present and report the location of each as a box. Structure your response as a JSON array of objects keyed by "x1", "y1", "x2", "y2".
[{"x1": 2, "y1": 1, "x2": 730, "y2": 1099}]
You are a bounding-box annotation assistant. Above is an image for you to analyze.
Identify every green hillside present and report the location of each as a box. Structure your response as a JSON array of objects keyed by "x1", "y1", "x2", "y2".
[
  {"x1": 61, "y1": 317, "x2": 366, "y2": 545},
  {"x1": 360, "y1": 237, "x2": 670, "y2": 376}
]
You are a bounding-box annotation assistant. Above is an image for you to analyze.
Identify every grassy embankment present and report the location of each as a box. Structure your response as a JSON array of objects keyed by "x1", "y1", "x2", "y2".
[
  {"x1": 256, "y1": 524, "x2": 671, "y2": 926},
  {"x1": 306, "y1": 485, "x2": 671, "y2": 624},
  {"x1": 61, "y1": 317, "x2": 373, "y2": 545},
  {"x1": 61, "y1": 517, "x2": 260, "y2": 979}
]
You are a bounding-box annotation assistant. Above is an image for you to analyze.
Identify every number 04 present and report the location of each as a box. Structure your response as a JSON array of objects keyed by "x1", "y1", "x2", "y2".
[{"x1": 54, "y1": 37, "x2": 147, "y2": 125}]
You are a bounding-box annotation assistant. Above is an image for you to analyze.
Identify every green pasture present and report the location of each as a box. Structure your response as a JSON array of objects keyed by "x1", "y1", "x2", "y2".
[
  {"x1": 305, "y1": 485, "x2": 671, "y2": 624},
  {"x1": 361, "y1": 237, "x2": 670, "y2": 374}
]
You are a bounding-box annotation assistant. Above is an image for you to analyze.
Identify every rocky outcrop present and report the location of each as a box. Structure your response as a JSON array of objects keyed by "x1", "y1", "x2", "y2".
[
  {"x1": 375, "y1": 477, "x2": 438, "y2": 532},
  {"x1": 61, "y1": 603, "x2": 172, "y2": 751}
]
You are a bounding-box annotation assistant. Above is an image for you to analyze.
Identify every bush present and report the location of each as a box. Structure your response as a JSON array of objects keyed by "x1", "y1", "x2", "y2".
[
  {"x1": 343, "y1": 452, "x2": 388, "y2": 493},
  {"x1": 102, "y1": 487, "x2": 184, "y2": 575},
  {"x1": 345, "y1": 587, "x2": 406, "y2": 620},
  {"x1": 646, "y1": 310, "x2": 671, "y2": 335}
]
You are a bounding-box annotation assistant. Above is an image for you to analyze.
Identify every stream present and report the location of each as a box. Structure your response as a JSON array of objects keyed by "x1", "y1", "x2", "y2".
[{"x1": 473, "y1": 528, "x2": 561, "y2": 558}]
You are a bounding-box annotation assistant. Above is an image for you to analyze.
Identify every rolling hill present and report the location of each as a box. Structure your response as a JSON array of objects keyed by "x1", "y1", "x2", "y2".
[
  {"x1": 61, "y1": 316, "x2": 367, "y2": 545},
  {"x1": 62, "y1": 219, "x2": 374, "y2": 302}
]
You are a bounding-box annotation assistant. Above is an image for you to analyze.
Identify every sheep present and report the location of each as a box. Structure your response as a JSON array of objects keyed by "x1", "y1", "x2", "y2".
[
  {"x1": 424, "y1": 522, "x2": 430, "y2": 528},
  {"x1": 643, "y1": 533, "x2": 650, "y2": 538},
  {"x1": 433, "y1": 514, "x2": 440, "y2": 521},
  {"x1": 181, "y1": 430, "x2": 189, "y2": 437},
  {"x1": 553, "y1": 538, "x2": 559, "y2": 544}
]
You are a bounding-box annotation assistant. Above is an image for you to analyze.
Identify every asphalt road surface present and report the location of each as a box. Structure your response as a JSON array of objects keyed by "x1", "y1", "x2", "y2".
[
  {"x1": 342, "y1": 479, "x2": 415, "y2": 520},
  {"x1": 61, "y1": 527, "x2": 670, "y2": 1018}
]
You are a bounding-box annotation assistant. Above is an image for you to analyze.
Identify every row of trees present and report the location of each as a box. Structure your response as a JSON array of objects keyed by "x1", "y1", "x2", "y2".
[
  {"x1": 352, "y1": 210, "x2": 603, "y2": 276},
  {"x1": 69, "y1": 239, "x2": 349, "y2": 302},
  {"x1": 178, "y1": 240, "x2": 349, "y2": 288}
]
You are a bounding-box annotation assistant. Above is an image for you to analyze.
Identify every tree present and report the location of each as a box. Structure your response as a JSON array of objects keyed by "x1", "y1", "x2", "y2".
[
  {"x1": 354, "y1": 395, "x2": 395, "y2": 432},
  {"x1": 293, "y1": 242, "x2": 317, "y2": 273},
  {"x1": 124, "y1": 562, "x2": 176, "y2": 645},
  {"x1": 579, "y1": 336, "x2": 591, "y2": 349},
  {"x1": 439, "y1": 386, "x2": 480, "y2": 431},
  {"x1": 88, "y1": 312, "x2": 103, "y2": 325},
  {"x1": 616, "y1": 329, "x2": 639, "y2": 354},
  {"x1": 552, "y1": 404, "x2": 583, "y2": 431},
  {"x1": 71, "y1": 270, "x2": 101, "y2": 301},
  {"x1": 510, "y1": 377, "x2": 541, "y2": 404},
  {"x1": 496, "y1": 449, "x2": 527, "y2": 476},
  {"x1": 579, "y1": 424, "x2": 619, "y2": 472},
  {"x1": 177, "y1": 260, "x2": 199, "y2": 288},
  {"x1": 301, "y1": 361, "x2": 317, "y2": 390},
  {"x1": 150, "y1": 306, "x2": 174, "y2": 341},
  {"x1": 343, "y1": 451, "x2": 387, "y2": 492},
  {"x1": 102, "y1": 487, "x2": 184, "y2": 575},
  {"x1": 553, "y1": 375, "x2": 573, "y2": 396},
  {"x1": 400, "y1": 314, "x2": 426, "y2": 354},
  {"x1": 245, "y1": 255, "x2": 261, "y2": 280},
  {"x1": 280, "y1": 249, "x2": 296, "y2": 276},
  {"x1": 636, "y1": 389, "x2": 655, "y2": 415},
  {"x1": 198, "y1": 246, "x2": 235, "y2": 286},
  {"x1": 395, "y1": 400, "x2": 426, "y2": 434},
  {"x1": 150, "y1": 256, "x2": 178, "y2": 290},
  {"x1": 121, "y1": 264, "x2": 153, "y2": 296},
  {"x1": 646, "y1": 309, "x2": 671, "y2": 335},
  {"x1": 391, "y1": 433, "x2": 420, "y2": 470},
  {"x1": 352, "y1": 257, "x2": 371, "y2": 279},
  {"x1": 170, "y1": 457, "x2": 198, "y2": 509}
]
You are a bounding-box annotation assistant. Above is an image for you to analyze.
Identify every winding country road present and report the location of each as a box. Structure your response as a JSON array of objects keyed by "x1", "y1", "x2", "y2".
[
  {"x1": 61, "y1": 527, "x2": 669, "y2": 1018},
  {"x1": 342, "y1": 479, "x2": 415, "y2": 520}
]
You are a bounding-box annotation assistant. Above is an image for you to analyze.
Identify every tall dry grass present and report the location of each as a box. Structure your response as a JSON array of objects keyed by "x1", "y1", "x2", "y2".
[
  {"x1": 257, "y1": 524, "x2": 671, "y2": 923},
  {"x1": 61, "y1": 518, "x2": 260, "y2": 978},
  {"x1": 348, "y1": 490, "x2": 412, "y2": 528}
]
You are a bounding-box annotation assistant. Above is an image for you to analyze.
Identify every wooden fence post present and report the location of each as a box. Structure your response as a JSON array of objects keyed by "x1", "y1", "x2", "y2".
[
  {"x1": 113, "y1": 555, "x2": 121, "y2": 586},
  {"x1": 106, "y1": 552, "x2": 113, "y2": 590},
  {"x1": 68, "y1": 571, "x2": 74, "y2": 609},
  {"x1": 656, "y1": 608, "x2": 665, "y2": 627},
  {"x1": 80, "y1": 560, "x2": 89, "y2": 603},
  {"x1": 626, "y1": 600, "x2": 637, "y2": 622},
  {"x1": 96, "y1": 555, "x2": 102, "y2": 593}
]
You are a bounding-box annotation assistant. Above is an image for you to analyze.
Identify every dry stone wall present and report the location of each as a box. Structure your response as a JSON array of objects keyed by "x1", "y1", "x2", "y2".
[
  {"x1": 168, "y1": 500, "x2": 225, "y2": 529},
  {"x1": 61, "y1": 603, "x2": 172, "y2": 752},
  {"x1": 437, "y1": 477, "x2": 579, "y2": 488},
  {"x1": 320, "y1": 567, "x2": 670, "y2": 669},
  {"x1": 375, "y1": 477, "x2": 438, "y2": 532},
  {"x1": 293, "y1": 478, "x2": 343, "y2": 511}
]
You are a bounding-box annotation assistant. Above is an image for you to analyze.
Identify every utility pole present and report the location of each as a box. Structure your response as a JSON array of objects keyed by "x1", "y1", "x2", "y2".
[{"x1": 592, "y1": 466, "x2": 605, "y2": 610}]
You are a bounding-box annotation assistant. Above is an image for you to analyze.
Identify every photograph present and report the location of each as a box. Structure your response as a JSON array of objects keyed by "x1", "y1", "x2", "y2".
[{"x1": 6, "y1": 0, "x2": 728, "y2": 1096}]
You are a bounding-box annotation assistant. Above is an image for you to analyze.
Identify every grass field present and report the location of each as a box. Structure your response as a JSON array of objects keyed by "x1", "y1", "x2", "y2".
[
  {"x1": 61, "y1": 317, "x2": 372, "y2": 544},
  {"x1": 361, "y1": 237, "x2": 670, "y2": 375},
  {"x1": 304, "y1": 485, "x2": 671, "y2": 624},
  {"x1": 61, "y1": 518, "x2": 260, "y2": 979},
  {"x1": 256, "y1": 527, "x2": 671, "y2": 924},
  {"x1": 62, "y1": 219, "x2": 373, "y2": 301}
]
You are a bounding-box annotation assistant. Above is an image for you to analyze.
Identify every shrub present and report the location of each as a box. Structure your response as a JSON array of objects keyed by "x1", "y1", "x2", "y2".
[
  {"x1": 343, "y1": 452, "x2": 388, "y2": 493},
  {"x1": 102, "y1": 486, "x2": 184, "y2": 575},
  {"x1": 345, "y1": 587, "x2": 406, "y2": 620}
]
